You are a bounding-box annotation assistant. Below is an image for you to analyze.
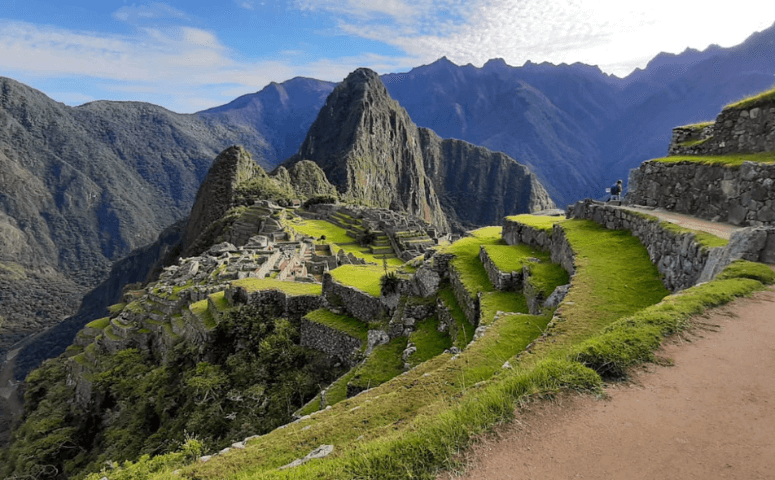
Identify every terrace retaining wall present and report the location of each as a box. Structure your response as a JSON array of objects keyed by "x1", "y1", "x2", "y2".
[
  {"x1": 627, "y1": 161, "x2": 775, "y2": 227},
  {"x1": 300, "y1": 318, "x2": 363, "y2": 367}
]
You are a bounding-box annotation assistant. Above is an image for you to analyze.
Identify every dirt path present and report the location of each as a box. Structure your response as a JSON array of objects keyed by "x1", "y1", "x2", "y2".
[
  {"x1": 442, "y1": 286, "x2": 775, "y2": 480},
  {"x1": 623, "y1": 205, "x2": 740, "y2": 240}
]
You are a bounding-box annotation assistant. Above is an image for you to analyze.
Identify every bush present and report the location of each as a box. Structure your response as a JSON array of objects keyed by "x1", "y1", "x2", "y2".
[{"x1": 380, "y1": 271, "x2": 401, "y2": 295}]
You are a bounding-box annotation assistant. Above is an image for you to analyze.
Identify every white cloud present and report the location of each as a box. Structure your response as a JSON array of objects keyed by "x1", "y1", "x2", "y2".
[
  {"x1": 237, "y1": 1, "x2": 255, "y2": 10},
  {"x1": 0, "y1": 17, "x2": 417, "y2": 112},
  {"x1": 312, "y1": 0, "x2": 775, "y2": 76}
]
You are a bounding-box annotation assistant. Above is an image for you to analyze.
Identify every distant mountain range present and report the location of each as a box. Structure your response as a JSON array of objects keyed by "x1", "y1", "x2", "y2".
[{"x1": 1, "y1": 21, "x2": 773, "y2": 358}]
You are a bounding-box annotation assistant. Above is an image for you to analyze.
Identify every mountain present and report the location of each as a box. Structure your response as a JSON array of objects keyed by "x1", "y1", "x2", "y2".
[
  {"x1": 0, "y1": 77, "x2": 270, "y2": 356},
  {"x1": 197, "y1": 77, "x2": 335, "y2": 165},
  {"x1": 282, "y1": 68, "x2": 554, "y2": 231},
  {"x1": 382, "y1": 22, "x2": 775, "y2": 207}
]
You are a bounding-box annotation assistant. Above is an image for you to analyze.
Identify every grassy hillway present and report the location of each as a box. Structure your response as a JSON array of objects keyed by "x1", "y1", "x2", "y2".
[{"x1": 53, "y1": 211, "x2": 774, "y2": 480}]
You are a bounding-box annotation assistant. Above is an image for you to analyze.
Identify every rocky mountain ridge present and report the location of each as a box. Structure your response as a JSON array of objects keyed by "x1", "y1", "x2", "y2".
[{"x1": 283, "y1": 68, "x2": 554, "y2": 231}]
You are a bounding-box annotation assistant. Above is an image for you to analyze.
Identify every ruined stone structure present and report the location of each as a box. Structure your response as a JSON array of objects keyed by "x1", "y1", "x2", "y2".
[
  {"x1": 629, "y1": 95, "x2": 775, "y2": 227},
  {"x1": 668, "y1": 99, "x2": 775, "y2": 156},
  {"x1": 627, "y1": 161, "x2": 775, "y2": 227}
]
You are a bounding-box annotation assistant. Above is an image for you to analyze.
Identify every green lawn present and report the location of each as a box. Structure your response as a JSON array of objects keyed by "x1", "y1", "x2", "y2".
[
  {"x1": 286, "y1": 218, "x2": 353, "y2": 244},
  {"x1": 85, "y1": 317, "x2": 110, "y2": 330},
  {"x1": 330, "y1": 264, "x2": 386, "y2": 297},
  {"x1": 406, "y1": 318, "x2": 453, "y2": 367},
  {"x1": 442, "y1": 227, "x2": 503, "y2": 294}
]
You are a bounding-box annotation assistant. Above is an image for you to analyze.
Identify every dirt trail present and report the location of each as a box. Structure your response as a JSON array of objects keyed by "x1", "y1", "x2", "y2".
[
  {"x1": 623, "y1": 205, "x2": 740, "y2": 240},
  {"x1": 443, "y1": 286, "x2": 775, "y2": 480}
]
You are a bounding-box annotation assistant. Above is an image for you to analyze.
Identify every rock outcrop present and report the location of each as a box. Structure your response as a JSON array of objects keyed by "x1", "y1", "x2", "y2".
[{"x1": 284, "y1": 69, "x2": 449, "y2": 231}]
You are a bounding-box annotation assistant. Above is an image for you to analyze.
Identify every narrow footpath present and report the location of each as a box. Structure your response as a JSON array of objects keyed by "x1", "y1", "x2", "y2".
[
  {"x1": 442, "y1": 285, "x2": 775, "y2": 480},
  {"x1": 622, "y1": 205, "x2": 741, "y2": 240}
]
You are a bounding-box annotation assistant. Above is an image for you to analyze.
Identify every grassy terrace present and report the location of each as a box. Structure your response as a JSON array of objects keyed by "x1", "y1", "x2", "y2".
[
  {"x1": 623, "y1": 209, "x2": 729, "y2": 250},
  {"x1": 84, "y1": 218, "x2": 775, "y2": 480},
  {"x1": 652, "y1": 151, "x2": 775, "y2": 167},
  {"x1": 533, "y1": 219, "x2": 669, "y2": 355},
  {"x1": 348, "y1": 337, "x2": 408, "y2": 392},
  {"x1": 231, "y1": 277, "x2": 323, "y2": 296},
  {"x1": 505, "y1": 213, "x2": 562, "y2": 232},
  {"x1": 286, "y1": 218, "x2": 353, "y2": 244},
  {"x1": 304, "y1": 308, "x2": 369, "y2": 343},
  {"x1": 725, "y1": 85, "x2": 775, "y2": 110},
  {"x1": 329, "y1": 264, "x2": 385, "y2": 297}
]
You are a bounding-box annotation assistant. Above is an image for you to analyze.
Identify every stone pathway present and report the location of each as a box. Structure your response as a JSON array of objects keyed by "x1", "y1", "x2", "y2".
[{"x1": 622, "y1": 205, "x2": 740, "y2": 240}]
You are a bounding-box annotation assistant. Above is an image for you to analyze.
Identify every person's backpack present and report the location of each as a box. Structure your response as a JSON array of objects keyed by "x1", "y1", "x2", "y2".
[{"x1": 610, "y1": 184, "x2": 620, "y2": 195}]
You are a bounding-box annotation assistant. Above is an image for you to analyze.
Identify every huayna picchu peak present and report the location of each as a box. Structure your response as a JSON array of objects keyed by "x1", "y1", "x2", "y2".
[{"x1": 283, "y1": 68, "x2": 554, "y2": 232}]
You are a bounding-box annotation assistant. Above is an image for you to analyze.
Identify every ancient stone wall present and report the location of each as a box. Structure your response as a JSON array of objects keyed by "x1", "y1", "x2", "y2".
[
  {"x1": 502, "y1": 218, "x2": 553, "y2": 250},
  {"x1": 502, "y1": 219, "x2": 575, "y2": 277},
  {"x1": 448, "y1": 264, "x2": 480, "y2": 326},
  {"x1": 668, "y1": 101, "x2": 775, "y2": 156},
  {"x1": 479, "y1": 246, "x2": 522, "y2": 291},
  {"x1": 627, "y1": 161, "x2": 775, "y2": 227},
  {"x1": 322, "y1": 274, "x2": 386, "y2": 323},
  {"x1": 300, "y1": 318, "x2": 362, "y2": 367}
]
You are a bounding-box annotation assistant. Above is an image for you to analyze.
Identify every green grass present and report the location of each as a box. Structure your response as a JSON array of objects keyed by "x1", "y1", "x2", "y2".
[
  {"x1": 479, "y1": 292, "x2": 529, "y2": 325},
  {"x1": 189, "y1": 299, "x2": 215, "y2": 330},
  {"x1": 286, "y1": 218, "x2": 353, "y2": 244},
  {"x1": 653, "y1": 151, "x2": 775, "y2": 167},
  {"x1": 209, "y1": 291, "x2": 229, "y2": 311},
  {"x1": 85, "y1": 317, "x2": 110, "y2": 330},
  {"x1": 658, "y1": 221, "x2": 729, "y2": 249},
  {"x1": 534, "y1": 219, "x2": 670, "y2": 355},
  {"x1": 304, "y1": 309, "x2": 369, "y2": 343},
  {"x1": 572, "y1": 261, "x2": 773, "y2": 377},
  {"x1": 678, "y1": 137, "x2": 711, "y2": 148},
  {"x1": 504, "y1": 214, "x2": 562, "y2": 232},
  {"x1": 482, "y1": 243, "x2": 547, "y2": 273},
  {"x1": 524, "y1": 258, "x2": 570, "y2": 298},
  {"x1": 348, "y1": 337, "x2": 409, "y2": 391},
  {"x1": 329, "y1": 264, "x2": 385, "y2": 297},
  {"x1": 725, "y1": 85, "x2": 775, "y2": 110},
  {"x1": 230, "y1": 277, "x2": 323, "y2": 296},
  {"x1": 406, "y1": 318, "x2": 453, "y2": 367},
  {"x1": 715, "y1": 260, "x2": 775, "y2": 283}
]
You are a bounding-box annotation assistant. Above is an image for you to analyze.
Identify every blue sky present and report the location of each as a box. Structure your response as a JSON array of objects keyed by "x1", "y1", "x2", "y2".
[{"x1": 1, "y1": 0, "x2": 774, "y2": 113}]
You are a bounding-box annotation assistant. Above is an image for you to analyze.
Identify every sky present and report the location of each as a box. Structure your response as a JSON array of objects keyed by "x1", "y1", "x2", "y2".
[{"x1": 1, "y1": 1, "x2": 774, "y2": 113}]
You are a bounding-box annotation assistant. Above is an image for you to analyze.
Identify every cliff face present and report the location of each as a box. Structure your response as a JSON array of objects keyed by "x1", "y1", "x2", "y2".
[
  {"x1": 419, "y1": 128, "x2": 555, "y2": 230},
  {"x1": 285, "y1": 68, "x2": 554, "y2": 232},
  {"x1": 286, "y1": 69, "x2": 449, "y2": 231}
]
